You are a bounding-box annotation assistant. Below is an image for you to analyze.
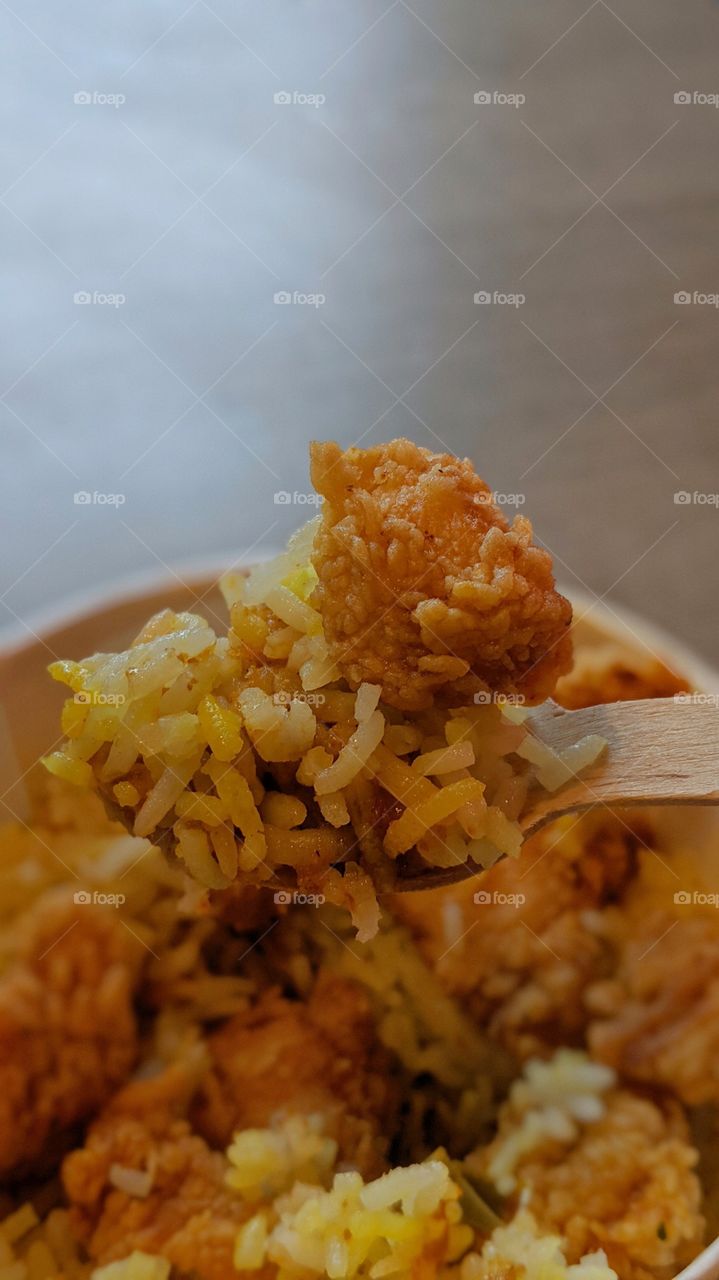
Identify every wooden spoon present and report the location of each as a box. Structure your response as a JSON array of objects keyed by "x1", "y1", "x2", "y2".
[
  {"x1": 101, "y1": 695, "x2": 719, "y2": 895},
  {"x1": 399, "y1": 695, "x2": 719, "y2": 890}
]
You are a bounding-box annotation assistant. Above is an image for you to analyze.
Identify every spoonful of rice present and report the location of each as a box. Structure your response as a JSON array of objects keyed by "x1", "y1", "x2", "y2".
[{"x1": 43, "y1": 439, "x2": 719, "y2": 938}]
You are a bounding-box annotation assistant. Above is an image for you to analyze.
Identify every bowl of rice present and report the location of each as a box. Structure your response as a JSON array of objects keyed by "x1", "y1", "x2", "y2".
[{"x1": 2, "y1": 546, "x2": 719, "y2": 1280}]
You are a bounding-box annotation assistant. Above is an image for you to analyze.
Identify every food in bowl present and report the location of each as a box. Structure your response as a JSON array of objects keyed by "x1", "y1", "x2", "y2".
[
  {"x1": 0, "y1": 627, "x2": 709, "y2": 1280},
  {"x1": 43, "y1": 440, "x2": 605, "y2": 936},
  {"x1": 0, "y1": 437, "x2": 712, "y2": 1280}
]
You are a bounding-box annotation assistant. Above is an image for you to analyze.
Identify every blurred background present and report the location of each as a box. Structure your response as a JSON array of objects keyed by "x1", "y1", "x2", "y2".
[{"x1": 1, "y1": 1, "x2": 717, "y2": 660}]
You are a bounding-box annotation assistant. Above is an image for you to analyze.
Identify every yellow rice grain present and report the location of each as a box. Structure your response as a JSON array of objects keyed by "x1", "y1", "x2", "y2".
[
  {"x1": 313, "y1": 711, "x2": 385, "y2": 795},
  {"x1": 210, "y1": 825, "x2": 239, "y2": 878},
  {"x1": 264, "y1": 585, "x2": 322, "y2": 636},
  {"x1": 261, "y1": 794, "x2": 307, "y2": 830},
  {"x1": 175, "y1": 792, "x2": 229, "y2": 826},
  {"x1": 317, "y1": 793, "x2": 351, "y2": 828},
  {"x1": 197, "y1": 695, "x2": 244, "y2": 762},
  {"x1": 412, "y1": 742, "x2": 476, "y2": 777},
  {"x1": 385, "y1": 779, "x2": 486, "y2": 857},
  {"x1": 41, "y1": 753, "x2": 93, "y2": 788},
  {"x1": 113, "y1": 781, "x2": 141, "y2": 808}
]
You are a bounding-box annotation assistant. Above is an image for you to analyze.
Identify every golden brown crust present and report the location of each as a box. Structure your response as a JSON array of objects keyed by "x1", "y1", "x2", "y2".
[
  {"x1": 587, "y1": 908, "x2": 719, "y2": 1106},
  {"x1": 474, "y1": 1091, "x2": 704, "y2": 1280},
  {"x1": 192, "y1": 972, "x2": 400, "y2": 1178},
  {"x1": 63, "y1": 1101, "x2": 256, "y2": 1280},
  {"x1": 0, "y1": 892, "x2": 143, "y2": 1181},
  {"x1": 393, "y1": 813, "x2": 644, "y2": 1060},
  {"x1": 310, "y1": 439, "x2": 572, "y2": 710}
]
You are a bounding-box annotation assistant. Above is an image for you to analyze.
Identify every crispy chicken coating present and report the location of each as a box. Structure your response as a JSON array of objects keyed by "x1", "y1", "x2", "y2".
[
  {"x1": 63, "y1": 1069, "x2": 258, "y2": 1280},
  {"x1": 0, "y1": 891, "x2": 143, "y2": 1181},
  {"x1": 192, "y1": 971, "x2": 401, "y2": 1178},
  {"x1": 310, "y1": 439, "x2": 572, "y2": 710},
  {"x1": 393, "y1": 812, "x2": 644, "y2": 1060},
  {"x1": 473, "y1": 1090, "x2": 704, "y2": 1280},
  {"x1": 587, "y1": 901, "x2": 719, "y2": 1106},
  {"x1": 63, "y1": 973, "x2": 399, "y2": 1277}
]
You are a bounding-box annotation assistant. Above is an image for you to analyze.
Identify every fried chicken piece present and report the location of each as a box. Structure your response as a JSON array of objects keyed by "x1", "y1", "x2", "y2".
[
  {"x1": 393, "y1": 813, "x2": 643, "y2": 1060},
  {"x1": 555, "y1": 641, "x2": 689, "y2": 710},
  {"x1": 310, "y1": 439, "x2": 572, "y2": 711},
  {"x1": 0, "y1": 891, "x2": 143, "y2": 1181},
  {"x1": 587, "y1": 903, "x2": 719, "y2": 1106},
  {"x1": 64, "y1": 975, "x2": 399, "y2": 1278},
  {"x1": 63, "y1": 1069, "x2": 259, "y2": 1280},
  {"x1": 475, "y1": 1090, "x2": 703, "y2": 1280},
  {"x1": 192, "y1": 971, "x2": 400, "y2": 1179}
]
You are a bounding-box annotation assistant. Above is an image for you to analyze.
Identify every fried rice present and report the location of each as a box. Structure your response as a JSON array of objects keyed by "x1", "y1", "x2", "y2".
[
  {"x1": 0, "y1": 587, "x2": 713, "y2": 1280},
  {"x1": 0, "y1": 440, "x2": 712, "y2": 1280},
  {"x1": 43, "y1": 441, "x2": 605, "y2": 937}
]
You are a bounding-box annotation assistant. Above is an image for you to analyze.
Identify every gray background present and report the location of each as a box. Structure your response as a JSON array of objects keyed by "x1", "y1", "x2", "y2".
[{"x1": 1, "y1": 1, "x2": 717, "y2": 662}]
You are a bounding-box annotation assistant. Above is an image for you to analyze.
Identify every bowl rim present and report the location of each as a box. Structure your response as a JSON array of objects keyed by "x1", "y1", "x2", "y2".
[{"x1": 1, "y1": 565, "x2": 718, "y2": 1280}]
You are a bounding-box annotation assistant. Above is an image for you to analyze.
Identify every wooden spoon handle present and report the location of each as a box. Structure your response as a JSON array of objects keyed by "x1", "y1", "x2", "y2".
[{"x1": 523, "y1": 696, "x2": 719, "y2": 834}]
